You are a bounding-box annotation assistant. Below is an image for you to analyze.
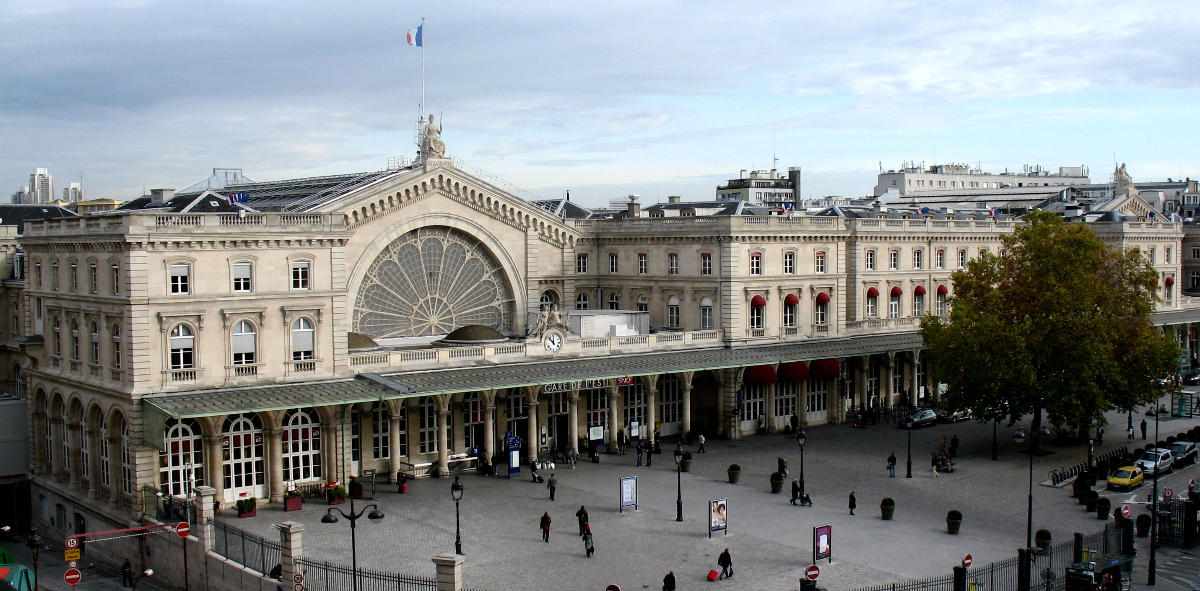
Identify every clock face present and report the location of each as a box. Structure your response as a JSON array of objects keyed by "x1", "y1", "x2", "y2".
[{"x1": 544, "y1": 332, "x2": 563, "y2": 352}]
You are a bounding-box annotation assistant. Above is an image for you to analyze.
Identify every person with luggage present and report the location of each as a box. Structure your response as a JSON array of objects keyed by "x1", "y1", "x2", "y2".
[
  {"x1": 790, "y1": 478, "x2": 801, "y2": 505},
  {"x1": 530, "y1": 459, "x2": 541, "y2": 483},
  {"x1": 717, "y1": 547, "x2": 733, "y2": 579},
  {"x1": 575, "y1": 505, "x2": 589, "y2": 536},
  {"x1": 539, "y1": 512, "x2": 551, "y2": 543},
  {"x1": 582, "y1": 524, "x2": 594, "y2": 557},
  {"x1": 546, "y1": 473, "x2": 557, "y2": 501},
  {"x1": 662, "y1": 570, "x2": 676, "y2": 591}
]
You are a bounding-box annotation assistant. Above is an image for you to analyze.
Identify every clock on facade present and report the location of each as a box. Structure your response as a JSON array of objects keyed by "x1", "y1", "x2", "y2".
[{"x1": 543, "y1": 330, "x2": 563, "y2": 352}]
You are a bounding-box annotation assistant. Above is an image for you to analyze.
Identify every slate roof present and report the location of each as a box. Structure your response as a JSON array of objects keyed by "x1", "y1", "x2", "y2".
[{"x1": 0, "y1": 204, "x2": 78, "y2": 232}]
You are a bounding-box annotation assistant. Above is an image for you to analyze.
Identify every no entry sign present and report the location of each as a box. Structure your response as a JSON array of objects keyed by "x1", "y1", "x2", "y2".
[
  {"x1": 176, "y1": 522, "x2": 190, "y2": 537},
  {"x1": 1121, "y1": 505, "x2": 1131, "y2": 519},
  {"x1": 64, "y1": 568, "x2": 82, "y2": 585},
  {"x1": 1164, "y1": 488, "x2": 1174, "y2": 499},
  {"x1": 805, "y1": 565, "x2": 820, "y2": 580},
  {"x1": 962, "y1": 554, "x2": 973, "y2": 568}
]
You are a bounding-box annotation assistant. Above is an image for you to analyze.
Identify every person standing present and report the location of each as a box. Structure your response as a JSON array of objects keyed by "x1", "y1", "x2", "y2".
[
  {"x1": 1127, "y1": 425, "x2": 1135, "y2": 442},
  {"x1": 717, "y1": 547, "x2": 733, "y2": 579},
  {"x1": 663, "y1": 570, "x2": 677, "y2": 591},
  {"x1": 790, "y1": 413, "x2": 800, "y2": 433},
  {"x1": 887, "y1": 452, "x2": 897, "y2": 477},
  {"x1": 791, "y1": 478, "x2": 801, "y2": 505},
  {"x1": 575, "y1": 505, "x2": 589, "y2": 536},
  {"x1": 646, "y1": 439, "x2": 653, "y2": 467},
  {"x1": 540, "y1": 512, "x2": 551, "y2": 542},
  {"x1": 547, "y1": 473, "x2": 558, "y2": 501},
  {"x1": 121, "y1": 558, "x2": 134, "y2": 588},
  {"x1": 949, "y1": 435, "x2": 960, "y2": 458},
  {"x1": 848, "y1": 491, "x2": 856, "y2": 515},
  {"x1": 636, "y1": 441, "x2": 644, "y2": 467},
  {"x1": 582, "y1": 525, "x2": 594, "y2": 558},
  {"x1": 698, "y1": 433, "x2": 706, "y2": 453},
  {"x1": 931, "y1": 452, "x2": 940, "y2": 478},
  {"x1": 1096, "y1": 426, "x2": 1104, "y2": 445},
  {"x1": 617, "y1": 429, "x2": 627, "y2": 455},
  {"x1": 1140, "y1": 418, "x2": 1148, "y2": 440}
]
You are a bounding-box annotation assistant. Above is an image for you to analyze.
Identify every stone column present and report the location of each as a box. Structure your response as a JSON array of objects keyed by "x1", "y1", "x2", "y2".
[
  {"x1": 567, "y1": 392, "x2": 579, "y2": 453},
  {"x1": 361, "y1": 403, "x2": 375, "y2": 471},
  {"x1": 607, "y1": 385, "x2": 623, "y2": 453},
  {"x1": 680, "y1": 372, "x2": 694, "y2": 436},
  {"x1": 266, "y1": 428, "x2": 284, "y2": 503},
  {"x1": 432, "y1": 554, "x2": 464, "y2": 591},
  {"x1": 855, "y1": 357, "x2": 867, "y2": 412},
  {"x1": 644, "y1": 375, "x2": 658, "y2": 448},
  {"x1": 204, "y1": 434, "x2": 224, "y2": 504},
  {"x1": 764, "y1": 376, "x2": 777, "y2": 434},
  {"x1": 720, "y1": 368, "x2": 743, "y2": 440},
  {"x1": 523, "y1": 386, "x2": 540, "y2": 464},
  {"x1": 911, "y1": 351, "x2": 921, "y2": 407},
  {"x1": 481, "y1": 390, "x2": 496, "y2": 465},
  {"x1": 194, "y1": 486, "x2": 216, "y2": 551},
  {"x1": 276, "y1": 521, "x2": 305, "y2": 591},
  {"x1": 884, "y1": 352, "x2": 896, "y2": 409},
  {"x1": 49, "y1": 416, "x2": 62, "y2": 480},
  {"x1": 436, "y1": 395, "x2": 450, "y2": 477}
]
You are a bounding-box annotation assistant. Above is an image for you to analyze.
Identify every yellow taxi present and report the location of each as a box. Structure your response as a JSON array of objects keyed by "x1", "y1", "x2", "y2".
[{"x1": 1106, "y1": 465, "x2": 1144, "y2": 491}]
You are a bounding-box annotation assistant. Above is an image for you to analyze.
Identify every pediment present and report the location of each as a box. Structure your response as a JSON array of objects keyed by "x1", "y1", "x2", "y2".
[{"x1": 317, "y1": 161, "x2": 579, "y2": 249}]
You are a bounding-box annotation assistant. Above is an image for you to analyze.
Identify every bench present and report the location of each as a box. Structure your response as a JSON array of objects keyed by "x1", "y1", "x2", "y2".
[{"x1": 397, "y1": 454, "x2": 478, "y2": 479}]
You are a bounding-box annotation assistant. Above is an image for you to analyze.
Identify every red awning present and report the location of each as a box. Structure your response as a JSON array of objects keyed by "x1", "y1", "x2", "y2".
[
  {"x1": 936, "y1": 284, "x2": 948, "y2": 295},
  {"x1": 890, "y1": 286, "x2": 903, "y2": 297},
  {"x1": 914, "y1": 285, "x2": 927, "y2": 296},
  {"x1": 784, "y1": 293, "x2": 800, "y2": 305},
  {"x1": 751, "y1": 295, "x2": 767, "y2": 307},
  {"x1": 810, "y1": 358, "x2": 840, "y2": 379},
  {"x1": 744, "y1": 364, "x2": 777, "y2": 384},
  {"x1": 779, "y1": 361, "x2": 809, "y2": 382},
  {"x1": 1165, "y1": 276, "x2": 1175, "y2": 287},
  {"x1": 866, "y1": 287, "x2": 879, "y2": 298},
  {"x1": 815, "y1": 292, "x2": 830, "y2": 305}
]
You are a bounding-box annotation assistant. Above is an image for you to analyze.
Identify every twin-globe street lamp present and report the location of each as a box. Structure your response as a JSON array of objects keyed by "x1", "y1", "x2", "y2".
[
  {"x1": 795, "y1": 428, "x2": 807, "y2": 496},
  {"x1": 321, "y1": 495, "x2": 385, "y2": 591},
  {"x1": 1013, "y1": 425, "x2": 1050, "y2": 591}
]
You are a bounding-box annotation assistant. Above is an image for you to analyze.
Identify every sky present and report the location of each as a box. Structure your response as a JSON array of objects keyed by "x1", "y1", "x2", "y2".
[{"x1": 3, "y1": 0, "x2": 1199, "y2": 209}]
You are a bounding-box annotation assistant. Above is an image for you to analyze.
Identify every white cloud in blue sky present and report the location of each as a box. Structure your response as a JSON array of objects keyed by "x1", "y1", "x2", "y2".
[{"x1": 2, "y1": 0, "x2": 1197, "y2": 207}]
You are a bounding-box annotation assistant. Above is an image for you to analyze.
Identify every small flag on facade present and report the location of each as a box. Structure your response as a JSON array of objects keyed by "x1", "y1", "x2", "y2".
[
  {"x1": 227, "y1": 192, "x2": 249, "y2": 203},
  {"x1": 406, "y1": 24, "x2": 423, "y2": 47}
]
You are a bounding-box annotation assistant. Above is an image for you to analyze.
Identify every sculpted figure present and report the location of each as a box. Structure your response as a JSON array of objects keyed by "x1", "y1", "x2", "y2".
[{"x1": 421, "y1": 114, "x2": 446, "y2": 159}]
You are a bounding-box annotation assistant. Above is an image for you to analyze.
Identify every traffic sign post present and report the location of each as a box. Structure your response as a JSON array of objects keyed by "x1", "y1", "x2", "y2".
[
  {"x1": 1121, "y1": 505, "x2": 1131, "y2": 519},
  {"x1": 63, "y1": 548, "x2": 80, "y2": 561},
  {"x1": 1163, "y1": 488, "x2": 1174, "y2": 499},
  {"x1": 175, "y1": 522, "x2": 190, "y2": 537},
  {"x1": 805, "y1": 565, "x2": 820, "y2": 580},
  {"x1": 64, "y1": 567, "x2": 82, "y2": 586},
  {"x1": 962, "y1": 554, "x2": 973, "y2": 569}
]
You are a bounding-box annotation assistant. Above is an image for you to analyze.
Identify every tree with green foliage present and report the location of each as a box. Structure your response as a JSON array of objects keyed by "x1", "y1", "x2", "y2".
[{"x1": 921, "y1": 210, "x2": 1178, "y2": 449}]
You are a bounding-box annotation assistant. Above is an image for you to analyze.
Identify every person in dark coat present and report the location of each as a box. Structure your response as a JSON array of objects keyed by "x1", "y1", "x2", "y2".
[
  {"x1": 617, "y1": 429, "x2": 627, "y2": 455},
  {"x1": 1140, "y1": 418, "x2": 1148, "y2": 440},
  {"x1": 575, "y1": 505, "x2": 589, "y2": 536},
  {"x1": 949, "y1": 435, "x2": 960, "y2": 458},
  {"x1": 663, "y1": 570, "x2": 676, "y2": 591},
  {"x1": 121, "y1": 559, "x2": 134, "y2": 587},
  {"x1": 790, "y1": 478, "x2": 801, "y2": 505},
  {"x1": 887, "y1": 452, "x2": 897, "y2": 477},
  {"x1": 717, "y1": 547, "x2": 733, "y2": 579},
  {"x1": 636, "y1": 441, "x2": 644, "y2": 467},
  {"x1": 849, "y1": 491, "x2": 857, "y2": 515},
  {"x1": 540, "y1": 512, "x2": 551, "y2": 542},
  {"x1": 547, "y1": 473, "x2": 558, "y2": 501},
  {"x1": 582, "y1": 526, "x2": 594, "y2": 557}
]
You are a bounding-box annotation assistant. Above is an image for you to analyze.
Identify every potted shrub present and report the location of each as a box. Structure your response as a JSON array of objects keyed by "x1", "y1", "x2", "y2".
[
  {"x1": 1096, "y1": 497, "x2": 1111, "y2": 520},
  {"x1": 946, "y1": 509, "x2": 962, "y2": 535},
  {"x1": 680, "y1": 451, "x2": 693, "y2": 472},
  {"x1": 236, "y1": 496, "x2": 257, "y2": 518},
  {"x1": 880, "y1": 497, "x2": 895, "y2": 520},
  {"x1": 1084, "y1": 490, "x2": 1098, "y2": 512},
  {"x1": 349, "y1": 476, "x2": 364, "y2": 499},
  {"x1": 769, "y1": 472, "x2": 783, "y2": 494},
  {"x1": 284, "y1": 489, "x2": 303, "y2": 512},
  {"x1": 1035, "y1": 529, "x2": 1052, "y2": 550},
  {"x1": 727, "y1": 464, "x2": 741, "y2": 484},
  {"x1": 1135, "y1": 513, "x2": 1152, "y2": 537},
  {"x1": 326, "y1": 483, "x2": 347, "y2": 505}
]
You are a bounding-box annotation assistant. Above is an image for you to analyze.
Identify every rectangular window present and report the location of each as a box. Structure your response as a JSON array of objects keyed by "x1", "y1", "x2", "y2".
[
  {"x1": 394, "y1": 406, "x2": 408, "y2": 457},
  {"x1": 701, "y1": 253, "x2": 712, "y2": 275},
  {"x1": 291, "y1": 261, "x2": 310, "y2": 290},
  {"x1": 35, "y1": 263, "x2": 42, "y2": 289},
  {"x1": 936, "y1": 293, "x2": 947, "y2": 316},
  {"x1": 638, "y1": 253, "x2": 648, "y2": 275},
  {"x1": 233, "y1": 262, "x2": 252, "y2": 292},
  {"x1": 957, "y1": 250, "x2": 967, "y2": 268},
  {"x1": 52, "y1": 264, "x2": 59, "y2": 291},
  {"x1": 750, "y1": 253, "x2": 762, "y2": 275},
  {"x1": 890, "y1": 295, "x2": 901, "y2": 318},
  {"x1": 111, "y1": 265, "x2": 120, "y2": 295},
  {"x1": 170, "y1": 264, "x2": 190, "y2": 294},
  {"x1": 815, "y1": 252, "x2": 826, "y2": 274},
  {"x1": 935, "y1": 250, "x2": 945, "y2": 269},
  {"x1": 889, "y1": 250, "x2": 899, "y2": 270},
  {"x1": 1166, "y1": 247, "x2": 1172, "y2": 263},
  {"x1": 112, "y1": 326, "x2": 122, "y2": 369},
  {"x1": 784, "y1": 252, "x2": 795, "y2": 274},
  {"x1": 783, "y1": 303, "x2": 796, "y2": 327},
  {"x1": 1192, "y1": 246, "x2": 1199, "y2": 259},
  {"x1": 912, "y1": 250, "x2": 923, "y2": 269},
  {"x1": 913, "y1": 293, "x2": 925, "y2": 316},
  {"x1": 865, "y1": 250, "x2": 875, "y2": 271},
  {"x1": 1149, "y1": 248, "x2": 1156, "y2": 264},
  {"x1": 866, "y1": 296, "x2": 877, "y2": 317},
  {"x1": 418, "y1": 401, "x2": 438, "y2": 454},
  {"x1": 814, "y1": 302, "x2": 827, "y2": 325},
  {"x1": 750, "y1": 305, "x2": 763, "y2": 329},
  {"x1": 609, "y1": 253, "x2": 618, "y2": 274},
  {"x1": 373, "y1": 404, "x2": 391, "y2": 460},
  {"x1": 89, "y1": 264, "x2": 98, "y2": 294},
  {"x1": 70, "y1": 264, "x2": 78, "y2": 291},
  {"x1": 700, "y1": 305, "x2": 712, "y2": 329},
  {"x1": 668, "y1": 253, "x2": 678, "y2": 275},
  {"x1": 576, "y1": 254, "x2": 588, "y2": 274},
  {"x1": 667, "y1": 304, "x2": 679, "y2": 328}
]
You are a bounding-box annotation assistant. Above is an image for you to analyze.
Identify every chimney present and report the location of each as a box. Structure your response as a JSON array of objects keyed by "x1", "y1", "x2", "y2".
[
  {"x1": 150, "y1": 188, "x2": 175, "y2": 205},
  {"x1": 668, "y1": 195, "x2": 681, "y2": 204},
  {"x1": 626, "y1": 194, "x2": 641, "y2": 217}
]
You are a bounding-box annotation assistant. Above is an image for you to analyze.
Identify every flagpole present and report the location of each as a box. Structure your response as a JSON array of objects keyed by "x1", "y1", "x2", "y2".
[{"x1": 420, "y1": 17, "x2": 425, "y2": 121}]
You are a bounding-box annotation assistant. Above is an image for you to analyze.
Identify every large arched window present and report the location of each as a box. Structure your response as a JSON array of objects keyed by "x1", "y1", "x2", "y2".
[
  {"x1": 99, "y1": 422, "x2": 110, "y2": 487},
  {"x1": 371, "y1": 401, "x2": 390, "y2": 460},
  {"x1": 462, "y1": 394, "x2": 482, "y2": 451},
  {"x1": 232, "y1": 320, "x2": 256, "y2": 365},
  {"x1": 623, "y1": 382, "x2": 646, "y2": 434},
  {"x1": 282, "y1": 409, "x2": 322, "y2": 482},
  {"x1": 169, "y1": 325, "x2": 195, "y2": 369},
  {"x1": 120, "y1": 417, "x2": 134, "y2": 495},
  {"x1": 539, "y1": 291, "x2": 559, "y2": 308},
  {"x1": 291, "y1": 318, "x2": 314, "y2": 361},
  {"x1": 418, "y1": 398, "x2": 438, "y2": 454},
  {"x1": 223, "y1": 413, "x2": 264, "y2": 500},
  {"x1": 159, "y1": 418, "x2": 204, "y2": 497},
  {"x1": 61, "y1": 405, "x2": 71, "y2": 475},
  {"x1": 79, "y1": 415, "x2": 90, "y2": 482}
]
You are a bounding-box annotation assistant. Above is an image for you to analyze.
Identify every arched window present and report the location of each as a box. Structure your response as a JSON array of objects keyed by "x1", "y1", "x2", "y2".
[
  {"x1": 99, "y1": 422, "x2": 110, "y2": 487},
  {"x1": 89, "y1": 322, "x2": 99, "y2": 364},
  {"x1": 749, "y1": 295, "x2": 766, "y2": 330},
  {"x1": 169, "y1": 325, "x2": 194, "y2": 369},
  {"x1": 576, "y1": 293, "x2": 589, "y2": 310},
  {"x1": 159, "y1": 418, "x2": 204, "y2": 497},
  {"x1": 79, "y1": 415, "x2": 89, "y2": 481},
  {"x1": 667, "y1": 296, "x2": 680, "y2": 328},
  {"x1": 282, "y1": 409, "x2": 322, "y2": 482},
  {"x1": 539, "y1": 291, "x2": 559, "y2": 307},
  {"x1": 699, "y1": 297, "x2": 714, "y2": 330},
  {"x1": 121, "y1": 417, "x2": 134, "y2": 495},
  {"x1": 232, "y1": 320, "x2": 256, "y2": 365},
  {"x1": 292, "y1": 318, "x2": 314, "y2": 361},
  {"x1": 222, "y1": 413, "x2": 264, "y2": 500},
  {"x1": 607, "y1": 293, "x2": 620, "y2": 310},
  {"x1": 783, "y1": 293, "x2": 799, "y2": 328}
]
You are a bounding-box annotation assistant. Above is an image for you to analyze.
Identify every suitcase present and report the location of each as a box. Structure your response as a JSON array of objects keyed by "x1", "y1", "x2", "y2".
[{"x1": 707, "y1": 570, "x2": 719, "y2": 582}]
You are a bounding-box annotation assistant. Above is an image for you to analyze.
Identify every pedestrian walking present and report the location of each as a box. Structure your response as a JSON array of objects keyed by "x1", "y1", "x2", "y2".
[
  {"x1": 697, "y1": 432, "x2": 706, "y2": 453},
  {"x1": 617, "y1": 429, "x2": 627, "y2": 455},
  {"x1": 931, "y1": 452, "x2": 940, "y2": 478},
  {"x1": 790, "y1": 413, "x2": 800, "y2": 433},
  {"x1": 663, "y1": 570, "x2": 676, "y2": 591},
  {"x1": 576, "y1": 505, "x2": 589, "y2": 536},
  {"x1": 636, "y1": 441, "x2": 644, "y2": 467},
  {"x1": 949, "y1": 435, "x2": 960, "y2": 458},
  {"x1": 540, "y1": 512, "x2": 551, "y2": 542},
  {"x1": 848, "y1": 491, "x2": 856, "y2": 515},
  {"x1": 717, "y1": 547, "x2": 733, "y2": 579},
  {"x1": 582, "y1": 526, "x2": 594, "y2": 557},
  {"x1": 547, "y1": 473, "x2": 558, "y2": 501},
  {"x1": 1140, "y1": 418, "x2": 1147, "y2": 440},
  {"x1": 121, "y1": 558, "x2": 134, "y2": 588},
  {"x1": 791, "y1": 478, "x2": 801, "y2": 504},
  {"x1": 887, "y1": 452, "x2": 897, "y2": 477}
]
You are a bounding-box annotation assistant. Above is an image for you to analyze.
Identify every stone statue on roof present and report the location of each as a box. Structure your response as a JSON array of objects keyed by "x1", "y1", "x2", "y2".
[
  {"x1": 421, "y1": 114, "x2": 446, "y2": 160},
  {"x1": 1115, "y1": 163, "x2": 1139, "y2": 198}
]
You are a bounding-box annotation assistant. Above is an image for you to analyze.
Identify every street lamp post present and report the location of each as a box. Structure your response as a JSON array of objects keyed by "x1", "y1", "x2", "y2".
[
  {"x1": 905, "y1": 428, "x2": 913, "y2": 478},
  {"x1": 796, "y1": 428, "x2": 807, "y2": 496},
  {"x1": 322, "y1": 494, "x2": 385, "y2": 591},
  {"x1": 1149, "y1": 402, "x2": 1161, "y2": 586},
  {"x1": 673, "y1": 445, "x2": 683, "y2": 522},
  {"x1": 1013, "y1": 424, "x2": 1049, "y2": 591},
  {"x1": 25, "y1": 527, "x2": 40, "y2": 591},
  {"x1": 451, "y1": 475, "x2": 464, "y2": 555}
]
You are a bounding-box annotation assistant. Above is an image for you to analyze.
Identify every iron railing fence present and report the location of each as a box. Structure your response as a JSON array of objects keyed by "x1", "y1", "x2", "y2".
[{"x1": 210, "y1": 518, "x2": 281, "y2": 577}]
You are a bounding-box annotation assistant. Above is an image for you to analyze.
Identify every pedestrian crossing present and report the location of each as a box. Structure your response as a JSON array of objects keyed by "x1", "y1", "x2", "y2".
[{"x1": 1150, "y1": 549, "x2": 1199, "y2": 589}]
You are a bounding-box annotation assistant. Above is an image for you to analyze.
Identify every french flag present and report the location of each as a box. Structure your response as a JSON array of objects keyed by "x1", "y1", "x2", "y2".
[{"x1": 406, "y1": 24, "x2": 423, "y2": 47}]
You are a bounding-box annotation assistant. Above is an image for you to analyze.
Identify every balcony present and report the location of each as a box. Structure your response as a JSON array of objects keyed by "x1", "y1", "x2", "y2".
[{"x1": 165, "y1": 368, "x2": 199, "y2": 383}]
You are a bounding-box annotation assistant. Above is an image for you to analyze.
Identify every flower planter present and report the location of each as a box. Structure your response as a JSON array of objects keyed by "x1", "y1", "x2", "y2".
[
  {"x1": 1096, "y1": 498, "x2": 1111, "y2": 520},
  {"x1": 680, "y1": 458, "x2": 692, "y2": 472},
  {"x1": 1035, "y1": 530, "x2": 1051, "y2": 550},
  {"x1": 1084, "y1": 491, "x2": 1098, "y2": 512},
  {"x1": 946, "y1": 510, "x2": 962, "y2": 535},
  {"x1": 328, "y1": 497, "x2": 345, "y2": 505},
  {"x1": 727, "y1": 467, "x2": 741, "y2": 484},
  {"x1": 881, "y1": 498, "x2": 895, "y2": 520},
  {"x1": 769, "y1": 473, "x2": 783, "y2": 494},
  {"x1": 284, "y1": 496, "x2": 303, "y2": 512},
  {"x1": 349, "y1": 480, "x2": 365, "y2": 499}
]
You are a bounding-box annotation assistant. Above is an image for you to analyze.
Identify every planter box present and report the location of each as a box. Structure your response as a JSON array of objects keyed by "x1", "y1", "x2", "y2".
[
  {"x1": 727, "y1": 470, "x2": 741, "y2": 484},
  {"x1": 881, "y1": 506, "x2": 895, "y2": 520},
  {"x1": 680, "y1": 459, "x2": 692, "y2": 472},
  {"x1": 769, "y1": 479, "x2": 783, "y2": 494},
  {"x1": 946, "y1": 519, "x2": 961, "y2": 535},
  {"x1": 284, "y1": 496, "x2": 303, "y2": 512},
  {"x1": 329, "y1": 497, "x2": 345, "y2": 505},
  {"x1": 237, "y1": 509, "x2": 257, "y2": 518}
]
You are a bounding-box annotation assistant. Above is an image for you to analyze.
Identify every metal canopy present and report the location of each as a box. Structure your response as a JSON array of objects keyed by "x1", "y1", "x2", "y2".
[{"x1": 142, "y1": 331, "x2": 923, "y2": 421}]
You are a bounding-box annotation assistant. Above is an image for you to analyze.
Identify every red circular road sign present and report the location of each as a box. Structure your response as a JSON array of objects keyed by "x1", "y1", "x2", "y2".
[
  {"x1": 805, "y1": 565, "x2": 820, "y2": 580},
  {"x1": 64, "y1": 568, "x2": 82, "y2": 585},
  {"x1": 1122, "y1": 505, "x2": 1131, "y2": 519},
  {"x1": 1164, "y1": 488, "x2": 1174, "y2": 499},
  {"x1": 962, "y1": 554, "x2": 973, "y2": 568},
  {"x1": 176, "y1": 522, "x2": 190, "y2": 537},
  {"x1": 65, "y1": 537, "x2": 78, "y2": 549}
]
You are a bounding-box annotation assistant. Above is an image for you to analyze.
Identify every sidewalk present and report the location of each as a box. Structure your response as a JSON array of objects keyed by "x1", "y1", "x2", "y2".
[{"x1": 0, "y1": 534, "x2": 174, "y2": 591}]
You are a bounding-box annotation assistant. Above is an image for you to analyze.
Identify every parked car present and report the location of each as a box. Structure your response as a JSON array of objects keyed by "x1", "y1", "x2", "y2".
[
  {"x1": 936, "y1": 407, "x2": 972, "y2": 423},
  {"x1": 1134, "y1": 448, "x2": 1174, "y2": 476},
  {"x1": 1106, "y1": 465, "x2": 1144, "y2": 491},
  {"x1": 1183, "y1": 372, "x2": 1200, "y2": 386},
  {"x1": 1169, "y1": 441, "x2": 1197, "y2": 465},
  {"x1": 900, "y1": 408, "x2": 938, "y2": 429}
]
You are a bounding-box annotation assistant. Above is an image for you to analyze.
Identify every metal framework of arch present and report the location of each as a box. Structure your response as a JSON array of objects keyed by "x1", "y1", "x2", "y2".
[{"x1": 352, "y1": 226, "x2": 515, "y2": 337}]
